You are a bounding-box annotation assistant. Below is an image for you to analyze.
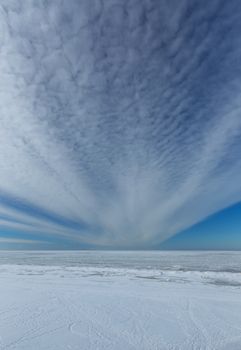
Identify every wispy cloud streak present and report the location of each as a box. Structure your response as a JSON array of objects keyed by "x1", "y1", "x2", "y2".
[{"x1": 1, "y1": 0, "x2": 241, "y2": 248}]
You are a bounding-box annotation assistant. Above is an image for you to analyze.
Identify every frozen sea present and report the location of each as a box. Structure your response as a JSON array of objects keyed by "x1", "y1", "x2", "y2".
[{"x1": 0, "y1": 251, "x2": 241, "y2": 350}]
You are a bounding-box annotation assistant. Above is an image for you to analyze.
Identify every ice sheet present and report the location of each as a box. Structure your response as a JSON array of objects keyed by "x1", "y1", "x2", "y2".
[{"x1": 0, "y1": 251, "x2": 241, "y2": 350}]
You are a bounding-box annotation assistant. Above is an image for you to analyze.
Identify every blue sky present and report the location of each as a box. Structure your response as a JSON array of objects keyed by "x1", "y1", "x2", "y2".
[
  {"x1": 160, "y1": 201, "x2": 241, "y2": 250},
  {"x1": 0, "y1": 0, "x2": 241, "y2": 249}
]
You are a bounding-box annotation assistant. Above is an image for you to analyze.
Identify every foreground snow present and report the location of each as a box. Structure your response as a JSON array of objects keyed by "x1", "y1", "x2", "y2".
[{"x1": 0, "y1": 264, "x2": 241, "y2": 350}]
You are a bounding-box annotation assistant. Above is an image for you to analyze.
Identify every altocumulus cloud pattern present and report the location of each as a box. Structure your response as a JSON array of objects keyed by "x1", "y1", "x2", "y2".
[{"x1": 1, "y1": 0, "x2": 241, "y2": 249}]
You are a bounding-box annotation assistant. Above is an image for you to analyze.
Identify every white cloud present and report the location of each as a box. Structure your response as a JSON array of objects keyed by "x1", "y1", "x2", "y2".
[{"x1": 0, "y1": 1, "x2": 241, "y2": 248}]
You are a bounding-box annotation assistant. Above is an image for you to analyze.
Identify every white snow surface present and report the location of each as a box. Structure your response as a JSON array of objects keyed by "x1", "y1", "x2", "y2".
[{"x1": 0, "y1": 252, "x2": 241, "y2": 350}]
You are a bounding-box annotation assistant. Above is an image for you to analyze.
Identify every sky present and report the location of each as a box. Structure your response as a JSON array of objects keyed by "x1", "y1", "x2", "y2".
[
  {"x1": 0, "y1": 0, "x2": 241, "y2": 250},
  {"x1": 160, "y1": 201, "x2": 241, "y2": 250}
]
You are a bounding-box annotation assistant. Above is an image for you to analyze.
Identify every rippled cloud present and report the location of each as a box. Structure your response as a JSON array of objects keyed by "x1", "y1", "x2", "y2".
[{"x1": 1, "y1": 0, "x2": 241, "y2": 248}]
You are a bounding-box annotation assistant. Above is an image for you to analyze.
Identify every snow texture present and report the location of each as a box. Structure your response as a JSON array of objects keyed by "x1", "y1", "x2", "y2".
[{"x1": 0, "y1": 251, "x2": 241, "y2": 349}]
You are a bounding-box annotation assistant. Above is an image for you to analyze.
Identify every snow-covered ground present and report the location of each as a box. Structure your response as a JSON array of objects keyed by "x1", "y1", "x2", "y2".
[{"x1": 0, "y1": 252, "x2": 241, "y2": 350}]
